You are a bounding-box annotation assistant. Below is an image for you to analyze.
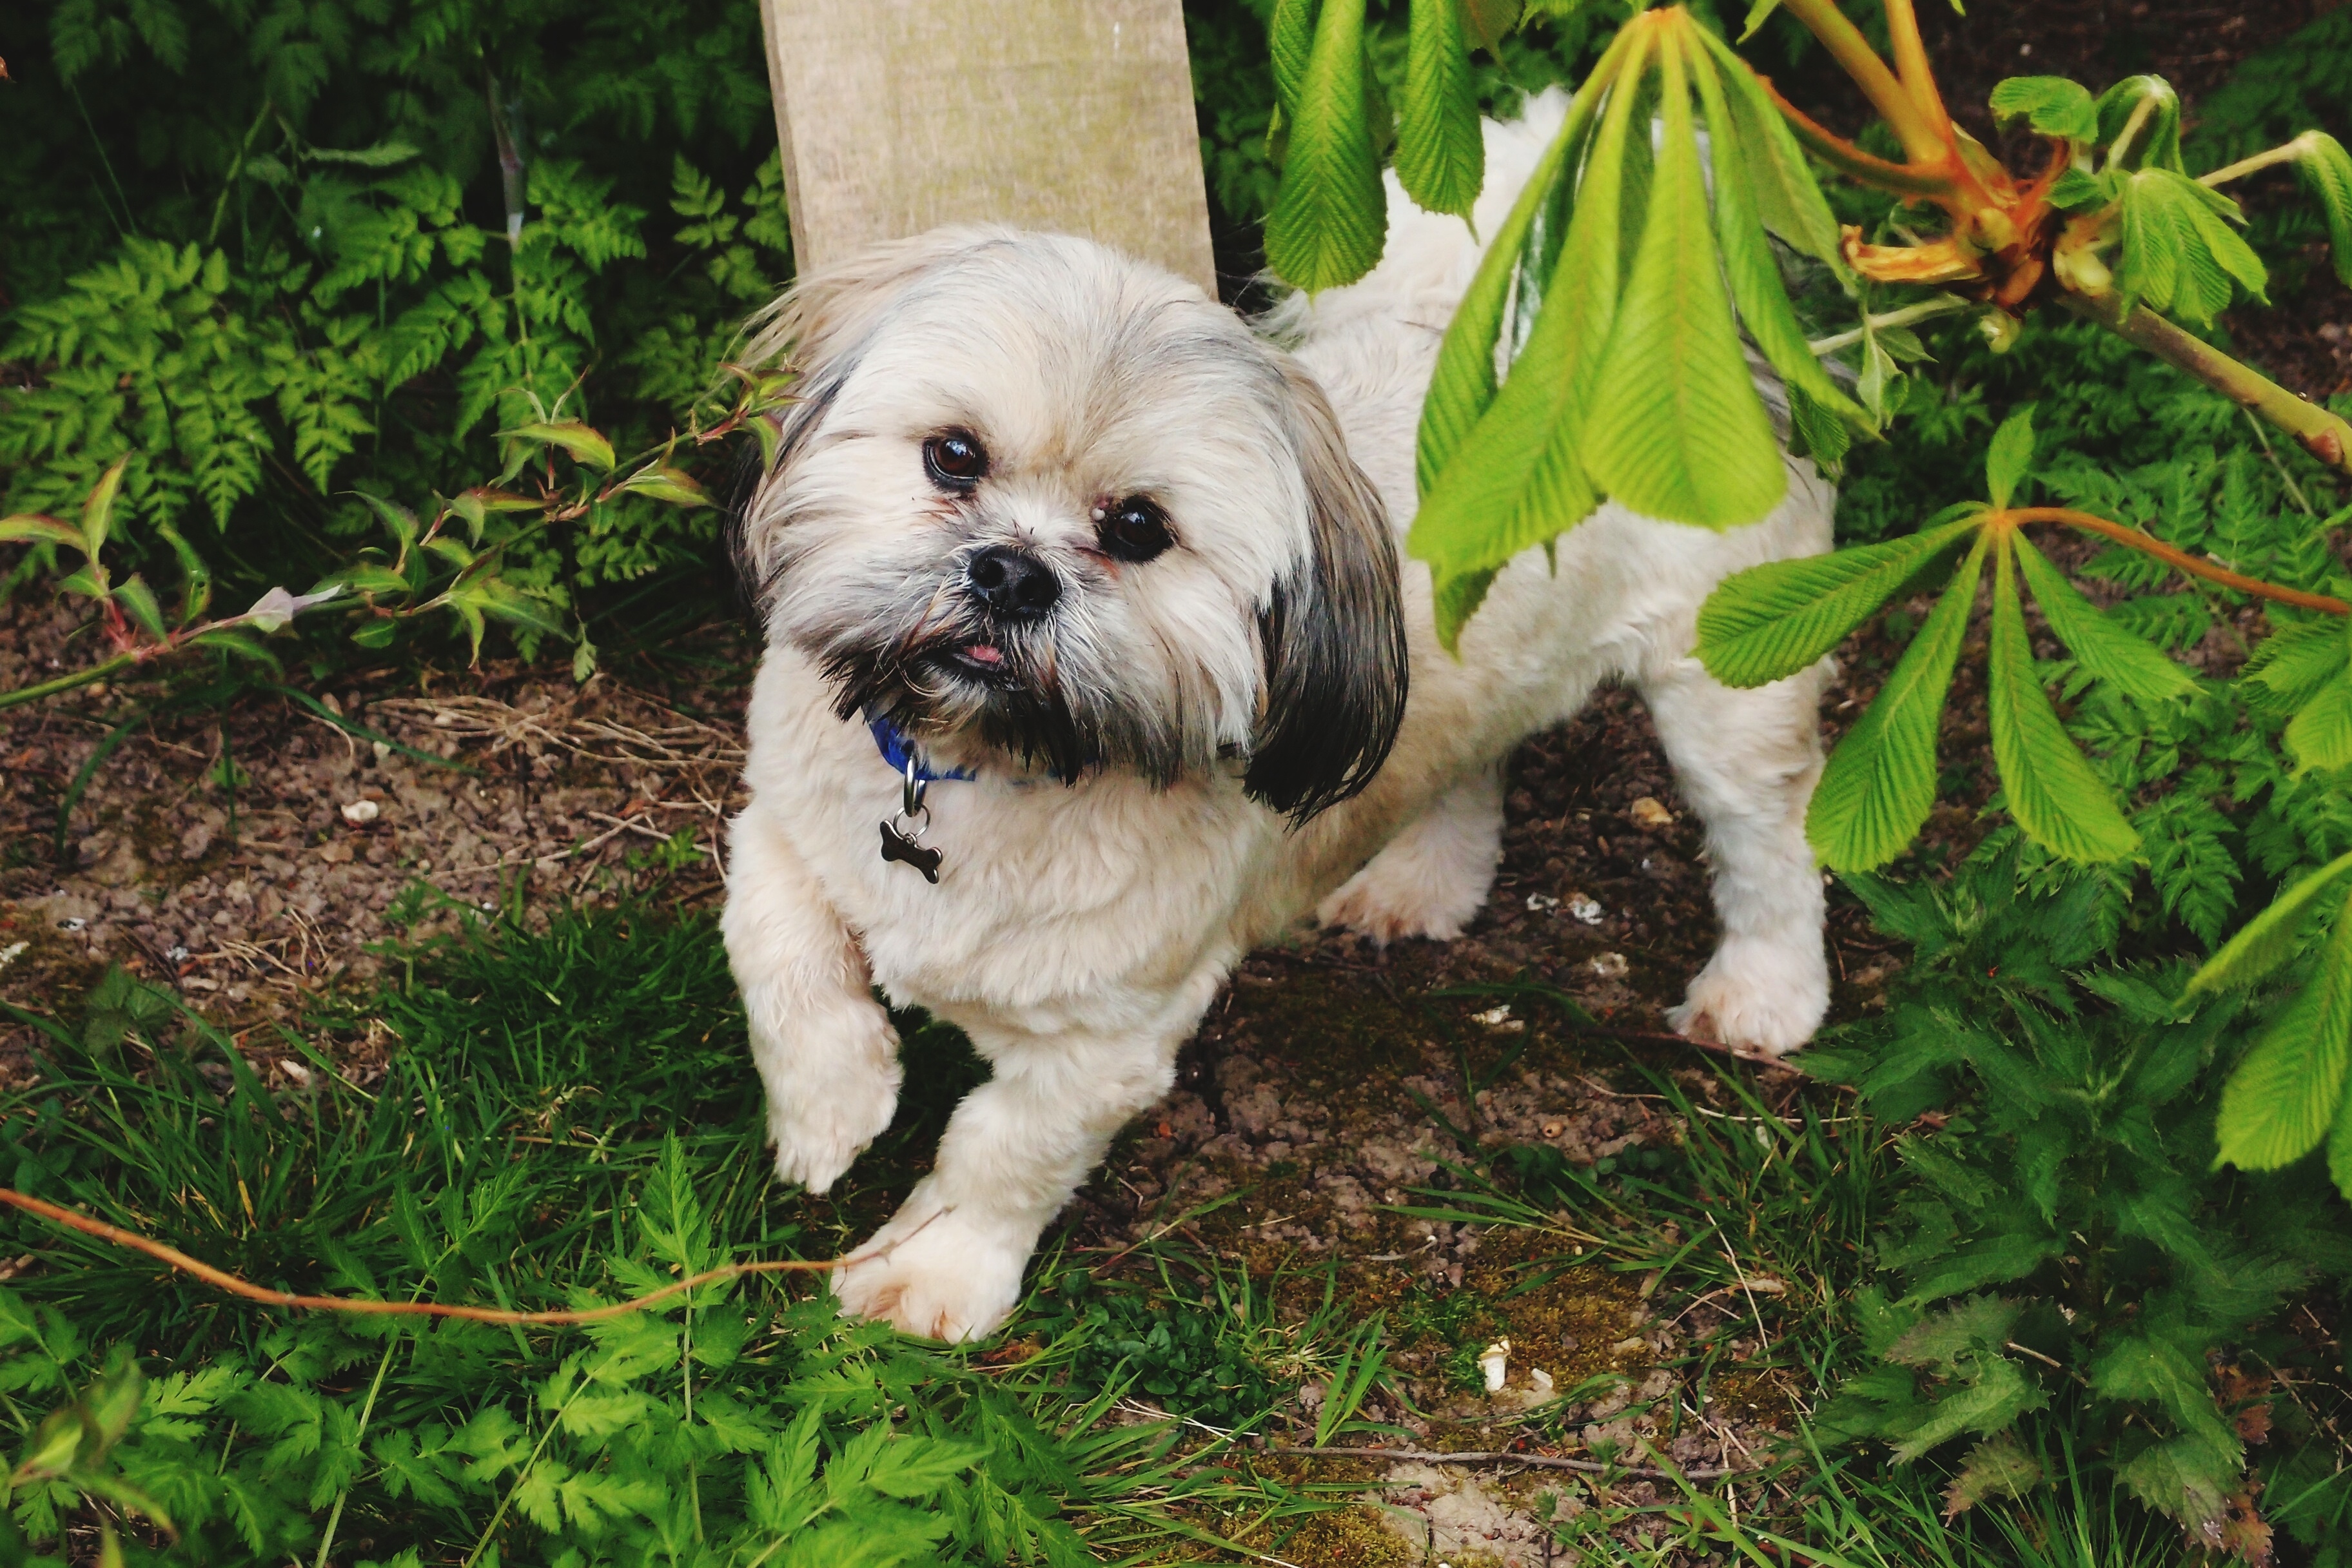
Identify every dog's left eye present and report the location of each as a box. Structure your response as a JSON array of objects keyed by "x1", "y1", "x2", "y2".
[
  {"x1": 1097, "y1": 496, "x2": 1173, "y2": 563},
  {"x1": 924, "y1": 431, "x2": 988, "y2": 489}
]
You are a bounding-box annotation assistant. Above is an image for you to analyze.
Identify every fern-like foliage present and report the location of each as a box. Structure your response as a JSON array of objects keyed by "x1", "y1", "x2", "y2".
[{"x1": 1805, "y1": 854, "x2": 2352, "y2": 1547}]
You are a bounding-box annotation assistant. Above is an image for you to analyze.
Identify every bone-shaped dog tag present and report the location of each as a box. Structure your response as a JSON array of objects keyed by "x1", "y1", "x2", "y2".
[{"x1": 879, "y1": 820, "x2": 943, "y2": 883}]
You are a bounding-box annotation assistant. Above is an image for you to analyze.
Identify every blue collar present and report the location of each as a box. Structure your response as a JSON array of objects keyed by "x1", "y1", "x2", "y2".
[{"x1": 867, "y1": 712, "x2": 976, "y2": 783}]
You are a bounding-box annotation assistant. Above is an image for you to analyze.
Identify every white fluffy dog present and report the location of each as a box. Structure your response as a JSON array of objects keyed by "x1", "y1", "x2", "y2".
[{"x1": 723, "y1": 91, "x2": 1833, "y2": 1342}]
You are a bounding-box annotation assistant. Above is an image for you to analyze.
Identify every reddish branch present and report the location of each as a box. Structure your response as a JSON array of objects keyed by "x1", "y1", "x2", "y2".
[
  {"x1": 0, "y1": 1187, "x2": 856, "y2": 1324},
  {"x1": 1999, "y1": 508, "x2": 2352, "y2": 616}
]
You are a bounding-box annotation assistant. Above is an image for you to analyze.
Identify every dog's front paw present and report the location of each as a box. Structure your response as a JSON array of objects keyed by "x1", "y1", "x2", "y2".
[
  {"x1": 1316, "y1": 806, "x2": 1500, "y2": 944},
  {"x1": 831, "y1": 1200, "x2": 1028, "y2": 1344},
  {"x1": 765, "y1": 1014, "x2": 903, "y2": 1194},
  {"x1": 1669, "y1": 937, "x2": 1828, "y2": 1057}
]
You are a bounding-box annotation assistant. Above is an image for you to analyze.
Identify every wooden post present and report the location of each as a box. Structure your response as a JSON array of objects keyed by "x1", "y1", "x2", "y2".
[{"x1": 757, "y1": 0, "x2": 1217, "y2": 296}]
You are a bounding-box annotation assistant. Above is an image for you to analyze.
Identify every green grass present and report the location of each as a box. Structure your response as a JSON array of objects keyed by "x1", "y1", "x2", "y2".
[
  {"x1": 0, "y1": 904, "x2": 1256, "y2": 1565},
  {"x1": 0, "y1": 892, "x2": 2337, "y2": 1565}
]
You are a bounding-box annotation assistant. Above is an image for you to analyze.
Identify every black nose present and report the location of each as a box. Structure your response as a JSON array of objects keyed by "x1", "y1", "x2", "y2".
[{"x1": 966, "y1": 545, "x2": 1061, "y2": 619}]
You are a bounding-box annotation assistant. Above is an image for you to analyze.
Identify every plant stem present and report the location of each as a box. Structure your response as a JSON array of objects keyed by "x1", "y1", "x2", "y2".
[
  {"x1": 1877, "y1": 0, "x2": 1952, "y2": 145},
  {"x1": 1757, "y1": 78, "x2": 1957, "y2": 198},
  {"x1": 2106, "y1": 94, "x2": 2162, "y2": 172},
  {"x1": 2001, "y1": 507, "x2": 2352, "y2": 614},
  {"x1": 2061, "y1": 293, "x2": 2352, "y2": 479},
  {"x1": 313, "y1": 1337, "x2": 400, "y2": 1568},
  {"x1": 0, "y1": 652, "x2": 140, "y2": 712},
  {"x1": 206, "y1": 99, "x2": 275, "y2": 248},
  {"x1": 2200, "y1": 132, "x2": 2319, "y2": 189},
  {"x1": 1769, "y1": 0, "x2": 1945, "y2": 164},
  {"x1": 1808, "y1": 296, "x2": 1971, "y2": 356}
]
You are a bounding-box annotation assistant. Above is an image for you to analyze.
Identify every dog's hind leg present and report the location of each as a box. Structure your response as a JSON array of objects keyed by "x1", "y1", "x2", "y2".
[
  {"x1": 1639, "y1": 655, "x2": 1831, "y2": 1056},
  {"x1": 721, "y1": 798, "x2": 904, "y2": 1193},
  {"x1": 1316, "y1": 763, "x2": 1505, "y2": 943}
]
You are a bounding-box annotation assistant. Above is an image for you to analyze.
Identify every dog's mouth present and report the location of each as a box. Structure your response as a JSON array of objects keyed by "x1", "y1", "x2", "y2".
[{"x1": 930, "y1": 640, "x2": 1020, "y2": 687}]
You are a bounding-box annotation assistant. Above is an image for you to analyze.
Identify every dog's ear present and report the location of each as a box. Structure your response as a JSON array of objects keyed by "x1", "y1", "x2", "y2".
[
  {"x1": 1244, "y1": 359, "x2": 1409, "y2": 825},
  {"x1": 732, "y1": 227, "x2": 1011, "y2": 605}
]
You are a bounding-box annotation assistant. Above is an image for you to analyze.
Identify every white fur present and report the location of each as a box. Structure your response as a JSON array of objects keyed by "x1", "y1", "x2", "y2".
[{"x1": 723, "y1": 89, "x2": 1833, "y2": 1341}]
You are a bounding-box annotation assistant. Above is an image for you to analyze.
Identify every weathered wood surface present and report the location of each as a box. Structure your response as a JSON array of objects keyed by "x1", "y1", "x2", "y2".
[{"x1": 758, "y1": 0, "x2": 1217, "y2": 295}]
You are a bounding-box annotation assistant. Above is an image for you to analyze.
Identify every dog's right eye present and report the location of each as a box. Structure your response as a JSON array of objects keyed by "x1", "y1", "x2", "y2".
[{"x1": 923, "y1": 431, "x2": 988, "y2": 489}]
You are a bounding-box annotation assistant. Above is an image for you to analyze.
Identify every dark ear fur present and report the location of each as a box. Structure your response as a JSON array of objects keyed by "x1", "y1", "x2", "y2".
[
  {"x1": 1244, "y1": 359, "x2": 1409, "y2": 824},
  {"x1": 728, "y1": 228, "x2": 1017, "y2": 616}
]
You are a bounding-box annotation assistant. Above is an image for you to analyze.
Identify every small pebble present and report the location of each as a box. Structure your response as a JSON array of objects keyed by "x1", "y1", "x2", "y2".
[
  {"x1": 1566, "y1": 892, "x2": 1603, "y2": 925},
  {"x1": 340, "y1": 798, "x2": 380, "y2": 825},
  {"x1": 1525, "y1": 892, "x2": 1560, "y2": 912},
  {"x1": 1589, "y1": 952, "x2": 1629, "y2": 979},
  {"x1": 1629, "y1": 796, "x2": 1674, "y2": 829}
]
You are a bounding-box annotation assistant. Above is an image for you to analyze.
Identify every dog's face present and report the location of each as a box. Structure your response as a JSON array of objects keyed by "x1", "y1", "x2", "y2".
[{"x1": 736, "y1": 228, "x2": 1407, "y2": 821}]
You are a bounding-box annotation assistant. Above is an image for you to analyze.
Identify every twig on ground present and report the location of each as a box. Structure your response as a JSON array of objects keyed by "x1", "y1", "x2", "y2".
[{"x1": 0, "y1": 1186, "x2": 916, "y2": 1325}]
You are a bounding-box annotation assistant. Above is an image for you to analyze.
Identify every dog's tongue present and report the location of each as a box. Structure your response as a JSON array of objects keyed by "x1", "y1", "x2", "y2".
[{"x1": 963, "y1": 643, "x2": 1004, "y2": 665}]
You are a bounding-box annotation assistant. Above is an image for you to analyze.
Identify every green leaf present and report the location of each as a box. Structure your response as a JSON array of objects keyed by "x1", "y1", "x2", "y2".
[
  {"x1": 2186, "y1": 850, "x2": 2352, "y2": 994},
  {"x1": 1395, "y1": 0, "x2": 1483, "y2": 219},
  {"x1": 614, "y1": 464, "x2": 711, "y2": 508},
  {"x1": 2094, "y1": 75, "x2": 2183, "y2": 172},
  {"x1": 2214, "y1": 889, "x2": 2352, "y2": 1171},
  {"x1": 81, "y1": 456, "x2": 131, "y2": 557},
  {"x1": 2298, "y1": 132, "x2": 2352, "y2": 289},
  {"x1": 1585, "y1": 34, "x2": 1786, "y2": 530},
  {"x1": 1808, "y1": 537, "x2": 1987, "y2": 871},
  {"x1": 1458, "y1": 0, "x2": 1522, "y2": 56},
  {"x1": 2244, "y1": 616, "x2": 2349, "y2": 710},
  {"x1": 863, "y1": 1435, "x2": 988, "y2": 1499},
  {"x1": 113, "y1": 574, "x2": 167, "y2": 642},
  {"x1": 355, "y1": 491, "x2": 422, "y2": 558},
  {"x1": 302, "y1": 138, "x2": 423, "y2": 168},
  {"x1": 154, "y1": 522, "x2": 213, "y2": 625},
  {"x1": 349, "y1": 619, "x2": 398, "y2": 649},
  {"x1": 1692, "y1": 29, "x2": 1846, "y2": 268},
  {"x1": 2330, "y1": 1075, "x2": 2352, "y2": 1204},
  {"x1": 191, "y1": 628, "x2": 280, "y2": 665},
  {"x1": 1431, "y1": 565, "x2": 1500, "y2": 653},
  {"x1": 1413, "y1": 29, "x2": 1625, "y2": 496},
  {"x1": 1265, "y1": 0, "x2": 1386, "y2": 292},
  {"x1": 2010, "y1": 533, "x2": 2195, "y2": 703},
  {"x1": 1883, "y1": 1295, "x2": 2024, "y2": 1374},
  {"x1": 1986, "y1": 536, "x2": 2139, "y2": 863},
  {"x1": 2115, "y1": 168, "x2": 2268, "y2": 328},
  {"x1": 1270, "y1": 0, "x2": 1316, "y2": 121},
  {"x1": 1888, "y1": 1357, "x2": 2046, "y2": 1463},
  {"x1": 1411, "y1": 26, "x2": 1649, "y2": 632},
  {"x1": 1689, "y1": 45, "x2": 1868, "y2": 431},
  {"x1": 2115, "y1": 1430, "x2": 2235, "y2": 1536},
  {"x1": 1696, "y1": 516, "x2": 1979, "y2": 689},
  {"x1": 1988, "y1": 77, "x2": 2098, "y2": 141},
  {"x1": 2286, "y1": 668, "x2": 2352, "y2": 772},
  {"x1": 1901, "y1": 1229, "x2": 2063, "y2": 1304},
  {"x1": 1943, "y1": 1434, "x2": 2045, "y2": 1518},
  {"x1": 0, "y1": 514, "x2": 88, "y2": 553},
  {"x1": 340, "y1": 562, "x2": 411, "y2": 597},
  {"x1": 499, "y1": 421, "x2": 618, "y2": 473},
  {"x1": 1984, "y1": 405, "x2": 2035, "y2": 511},
  {"x1": 2089, "y1": 1333, "x2": 2239, "y2": 1452}
]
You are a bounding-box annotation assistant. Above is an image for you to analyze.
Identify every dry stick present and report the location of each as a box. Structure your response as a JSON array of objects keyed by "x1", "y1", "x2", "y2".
[
  {"x1": 0, "y1": 1188, "x2": 876, "y2": 1324},
  {"x1": 2003, "y1": 507, "x2": 2352, "y2": 615},
  {"x1": 1261, "y1": 1444, "x2": 1733, "y2": 1482}
]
